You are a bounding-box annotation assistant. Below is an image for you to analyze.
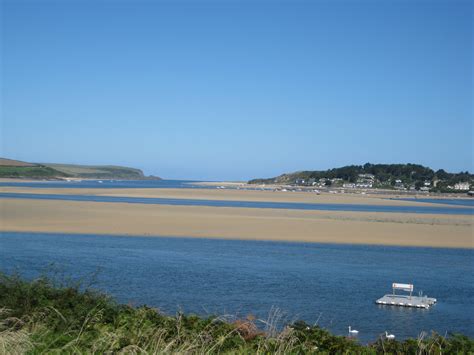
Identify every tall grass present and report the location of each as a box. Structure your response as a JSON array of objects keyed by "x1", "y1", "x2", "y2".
[{"x1": 0, "y1": 272, "x2": 472, "y2": 354}]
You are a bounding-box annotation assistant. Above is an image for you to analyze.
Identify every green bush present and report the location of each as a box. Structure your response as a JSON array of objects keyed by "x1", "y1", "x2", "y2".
[{"x1": 0, "y1": 272, "x2": 472, "y2": 354}]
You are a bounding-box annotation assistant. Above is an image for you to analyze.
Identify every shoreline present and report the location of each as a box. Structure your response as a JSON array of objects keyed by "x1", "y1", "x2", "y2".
[
  {"x1": 2, "y1": 229, "x2": 472, "y2": 250},
  {"x1": 3, "y1": 274, "x2": 471, "y2": 353},
  {"x1": 1, "y1": 198, "x2": 472, "y2": 249},
  {"x1": 193, "y1": 181, "x2": 473, "y2": 199},
  {"x1": 1, "y1": 178, "x2": 472, "y2": 200},
  {"x1": 0, "y1": 178, "x2": 163, "y2": 183},
  {"x1": 1, "y1": 186, "x2": 469, "y2": 208}
]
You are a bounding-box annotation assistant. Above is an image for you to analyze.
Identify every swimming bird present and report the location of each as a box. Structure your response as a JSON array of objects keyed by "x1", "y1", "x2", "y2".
[
  {"x1": 348, "y1": 326, "x2": 359, "y2": 334},
  {"x1": 385, "y1": 331, "x2": 395, "y2": 339}
]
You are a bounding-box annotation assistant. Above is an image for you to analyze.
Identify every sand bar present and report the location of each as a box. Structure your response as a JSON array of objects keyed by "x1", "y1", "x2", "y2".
[
  {"x1": 1, "y1": 198, "x2": 472, "y2": 248},
  {"x1": 0, "y1": 186, "x2": 465, "y2": 208}
]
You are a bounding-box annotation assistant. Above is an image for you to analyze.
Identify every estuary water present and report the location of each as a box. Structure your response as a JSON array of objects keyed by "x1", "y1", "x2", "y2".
[
  {"x1": 0, "y1": 179, "x2": 198, "y2": 189},
  {"x1": 393, "y1": 198, "x2": 474, "y2": 207},
  {"x1": 0, "y1": 192, "x2": 472, "y2": 215},
  {"x1": 1, "y1": 232, "x2": 472, "y2": 343}
]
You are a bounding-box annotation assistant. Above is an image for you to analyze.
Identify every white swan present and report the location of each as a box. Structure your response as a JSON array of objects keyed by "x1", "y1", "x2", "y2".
[
  {"x1": 385, "y1": 331, "x2": 395, "y2": 339},
  {"x1": 348, "y1": 326, "x2": 359, "y2": 334}
]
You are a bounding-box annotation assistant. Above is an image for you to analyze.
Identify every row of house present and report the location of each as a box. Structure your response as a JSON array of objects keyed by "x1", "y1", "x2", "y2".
[
  {"x1": 294, "y1": 175, "x2": 472, "y2": 192},
  {"x1": 452, "y1": 182, "x2": 470, "y2": 191}
]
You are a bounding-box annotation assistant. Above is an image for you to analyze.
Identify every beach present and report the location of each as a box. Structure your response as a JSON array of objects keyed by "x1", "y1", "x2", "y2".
[
  {"x1": 1, "y1": 192, "x2": 472, "y2": 248},
  {"x1": 0, "y1": 185, "x2": 463, "y2": 207}
]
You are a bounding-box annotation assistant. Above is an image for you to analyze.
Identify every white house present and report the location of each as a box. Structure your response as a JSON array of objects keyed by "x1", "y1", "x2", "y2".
[{"x1": 454, "y1": 182, "x2": 470, "y2": 191}]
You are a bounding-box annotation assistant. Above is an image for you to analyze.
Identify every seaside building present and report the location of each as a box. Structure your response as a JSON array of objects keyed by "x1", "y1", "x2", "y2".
[
  {"x1": 454, "y1": 182, "x2": 470, "y2": 191},
  {"x1": 394, "y1": 179, "x2": 405, "y2": 189}
]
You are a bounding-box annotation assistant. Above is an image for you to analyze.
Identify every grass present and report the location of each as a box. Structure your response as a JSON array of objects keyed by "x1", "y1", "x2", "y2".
[
  {"x1": 0, "y1": 158, "x2": 36, "y2": 167},
  {"x1": 0, "y1": 163, "x2": 153, "y2": 180},
  {"x1": 0, "y1": 166, "x2": 69, "y2": 179},
  {"x1": 42, "y1": 163, "x2": 147, "y2": 179},
  {"x1": 0, "y1": 272, "x2": 473, "y2": 354}
]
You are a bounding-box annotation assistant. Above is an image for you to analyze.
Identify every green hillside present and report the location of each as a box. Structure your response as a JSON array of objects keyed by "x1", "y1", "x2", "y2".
[
  {"x1": 0, "y1": 165, "x2": 69, "y2": 179},
  {"x1": 249, "y1": 163, "x2": 473, "y2": 192},
  {"x1": 0, "y1": 158, "x2": 37, "y2": 167},
  {"x1": 0, "y1": 159, "x2": 68, "y2": 179},
  {"x1": 42, "y1": 163, "x2": 154, "y2": 180},
  {"x1": 0, "y1": 158, "x2": 160, "y2": 180}
]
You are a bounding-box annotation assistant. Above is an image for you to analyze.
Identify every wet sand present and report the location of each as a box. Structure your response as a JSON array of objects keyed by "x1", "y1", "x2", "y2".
[
  {"x1": 1, "y1": 198, "x2": 472, "y2": 248},
  {"x1": 0, "y1": 186, "x2": 459, "y2": 207}
]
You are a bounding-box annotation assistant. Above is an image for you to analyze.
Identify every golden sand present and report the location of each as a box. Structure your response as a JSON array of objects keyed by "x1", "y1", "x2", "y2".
[
  {"x1": 0, "y1": 186, "x2": 460, "y2": 207},
  {"x1": 1, "y1": 198, "x2": 472, "y2": 248}
]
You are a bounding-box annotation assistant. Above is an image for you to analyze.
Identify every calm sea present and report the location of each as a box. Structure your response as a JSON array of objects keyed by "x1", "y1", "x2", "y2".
[{"x1": 1, "y1": 232, "x2": 472, "y2": 343}]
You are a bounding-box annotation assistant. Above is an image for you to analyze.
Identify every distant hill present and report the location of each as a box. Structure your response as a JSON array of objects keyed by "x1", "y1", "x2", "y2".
[
  {"x1": 0, "y1": 158, "x2": 37, "y2": 167},
  {"x1": 248, "y1": 163, "x2": 473, "y2": 192},
  {"x1": 42, "y1": 163, "x2": 160, "y2": 180},
  {"x1": 0, "y1": 159, "x2": 69, "y2": 179},
  {"x1": 0, "y1": 158, "x2": 160, "y2": 180}
]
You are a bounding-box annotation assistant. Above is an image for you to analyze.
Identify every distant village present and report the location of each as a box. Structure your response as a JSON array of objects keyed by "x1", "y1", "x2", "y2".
[
  {"x1": 249, "y1": 164, "x2": 474, "y2": 196},
  {"x1": 293, "y1": 174, "x2": 473, "y2": 195}
]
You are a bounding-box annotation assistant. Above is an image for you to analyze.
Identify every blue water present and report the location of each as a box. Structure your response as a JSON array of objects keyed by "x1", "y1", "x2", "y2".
[
  {"x1": 1, "y1": 192, "x2": 472, "y2": 215},
  {"x1": 393, "y1": 198, "x2": 474, "y2": 207},
  {"x1": 1, "y1": 232, "x2": 472, "y2": 343},
  {"x1": 0, "y1": 179, "x2": 202, "y2": 189}
]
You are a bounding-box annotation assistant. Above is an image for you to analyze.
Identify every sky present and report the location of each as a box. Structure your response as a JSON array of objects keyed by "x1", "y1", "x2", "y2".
[{"x1": 1, "y1": 0, "x2": 472, "y2": 181}]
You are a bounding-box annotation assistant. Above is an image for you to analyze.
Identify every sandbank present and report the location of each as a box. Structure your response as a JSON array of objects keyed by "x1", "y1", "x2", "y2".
[
  {"x1": 0, "y1": 186, "x2": 462, "y2": 208},
  {"x1": 1, "y1": 198, "x2": 472, "y2": 248}
]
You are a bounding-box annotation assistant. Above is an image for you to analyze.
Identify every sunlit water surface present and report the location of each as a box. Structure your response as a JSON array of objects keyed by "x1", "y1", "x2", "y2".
[{"x1": 1, "y1": 232, "x2": 472, "y2": 343}]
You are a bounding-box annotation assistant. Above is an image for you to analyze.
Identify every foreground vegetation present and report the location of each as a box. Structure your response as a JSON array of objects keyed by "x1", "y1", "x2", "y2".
[{"x1": 1, "y1": 273, "x2": 473, "y2": 354}]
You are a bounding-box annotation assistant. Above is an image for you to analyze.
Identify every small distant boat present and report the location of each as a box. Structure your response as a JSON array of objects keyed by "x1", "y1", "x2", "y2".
[{"x1": 98, "y1": 180, "x2": 103, "y2": 183}]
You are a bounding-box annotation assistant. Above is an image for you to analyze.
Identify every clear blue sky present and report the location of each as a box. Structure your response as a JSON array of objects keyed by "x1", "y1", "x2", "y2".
[{"x1": 1, "y1": 0, "x2": 472, "y2": 180}]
